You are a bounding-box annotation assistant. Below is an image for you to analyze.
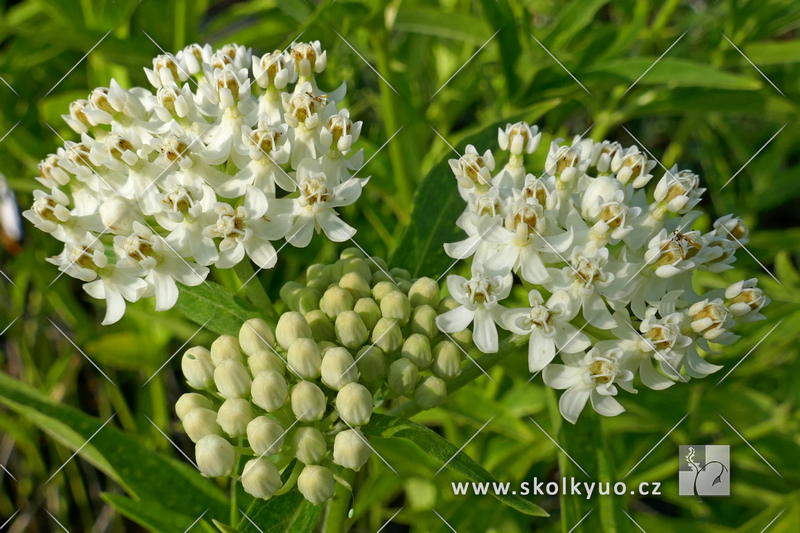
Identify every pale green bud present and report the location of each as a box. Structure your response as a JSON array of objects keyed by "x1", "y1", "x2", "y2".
[
  {"x1": 318, "y1": 341, "x2": 338, "y2": 354},
  {"x1": 214, "y1": 359, "x2": 252, "y2": 399},
  {"x1": 306, "y1": 263, "x2": 329, "y2": 287},
  {"x1": 307, "y1": 276, "x2": 329, "y2": 293},
  {"x1": 280, "y1": 281, "x2": 305, "y2": 310},
  {"x1": 183, "y1": 407, "x2": 223, "y2": 443},
  {"x1": 437, "y1": 296, "x2": 459, "y2": 313},
  {"x1": 341, "y1": 257, "x2": 371, "y2": 279},
  {"x1": 248, "y1": 350, "x2": 285, "y2": 377},
  {"x1": 196, "y1": 434, "x2": 235, "y2": 478},
  {"x1": 327, "y1": 262, "x2": 344, "y2": 283},
  {"x1": 371, "y1": 317, "x2": 403, "y2": 353},
  {"x1": 408, "y1": 277, "x2": 441, "y2": 308},
  {"x1": 450, "y1": 328, "x2": 472, "y2": 352},
  {"x1": 355, "y1": 345, "x2": 386, "y2": 383},
  {"x1": 401, "y1": 334, "x2": 432, "y2": 370},
  {"x1": 398, "y1": 279, "x2": 413, "y2": 294},
  {"x1": 371, "y1": 270, "x2": 394, "y2": 285},
  {"x1": 276, "y1": 312, "x2": 313, "y2": 351},
  {"x1": 182, "y1": 347, "x2": 215, "y2": 390},
  {"x1": 305, "y1": 310, "x2": 336, "y2": 342},
  {"x1": 298, "y1": 465, "x2": 335, "y2": 505},
  {"x1": 354, "y1": 298, "x2": 381, "y2": 331},
  {"x1": 414, "y1": 376, "x2": 447, "y2": 409},
  {"x1": 390, "y1": 267, "x2": 411, "y2": 280},
  {"x1": 335, "y1": 311, "x2": 369, "y2": 349},
  {"x1": 291, "y1": 381, "x2": 327, "y2": 422},
  {"x1": 371, "y1": 280, "x2": 398, "y2": 304},
  {"x1": 247, "y1": 416, "x2": 285, "y2": 456},
  {"x1": 339, "y1": 247, "x2": 366, "y2": 261},
  {"x1": 293, "y1": 427, "x2": 327, "y2": 464},
  {"x1": 287, "y1": 338, "x2": 322, "y2": 380},
  {"x1": 217, "y1": 398, "x2": 255, "y2": 437},
  {"x1": 368, "y1": 256, "x2": 389, "y2": 275},
  {"x1": 339, "y1": 271, "x2": 371, "y2": 300},
  {"x1": 387, "y1": 359, "x2": 419, "y2": 398},
  {"x1": 242, "y1": 458, "x2": 282, "y2": 500},
  {"x1": 210, "y1": 335, "x2": 244, "y2": 366},
  {"x1": 251, "y1": 370, "x2": 288, "y2": 412},
  {"x1": 336, "y1": 382, "x2": 373, "y2": 426},
  {"x1": 320, "y1": 347, "x2": 359, "y2": 390},
  {"x1": 176, "y1": 392, "x2": 213, "y2": 420},
  {"x1": 380, "y1": 291, "x2": 411, "y2": 326},
  {"x1": 409, "y1": 305, "x2": 439, "y2": 339},
  {"x1": 431, "y1": 341, "x2": 462, "y2": 380},
  {"x1": 297, "y1": 287, "x2": 322, "y2": 315},
  {"x1": 319, "y1": 286, "x2": 354, "y2": 319},
  {"x1": 239, "y1": 318, "x2": 276, "y2": 357},
  {"x1": 333, "y1": 429, "x2": 372, "y2": 470}
]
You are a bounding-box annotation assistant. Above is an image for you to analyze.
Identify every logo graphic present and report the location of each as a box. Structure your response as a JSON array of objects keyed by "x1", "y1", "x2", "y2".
[{"x1": 679, "y1": 445, "x2": 730, "y2": 501}]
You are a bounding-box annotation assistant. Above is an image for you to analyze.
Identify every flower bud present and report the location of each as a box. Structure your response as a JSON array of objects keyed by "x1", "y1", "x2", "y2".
[
  {"x1": 319, "y1": 286, "x2": 354, "y2": 319},
  {"x1": 210, "y1": 335, "x2": 245, "y2": 366},
  {"x1": 336, "y1": 383, "x2": 373, "y2": 426},
  {"x1": 387, "y1": 359, "x2": 419, "y2": 398},
  {"x1": 298, "y1": 465, "x2": 335, "y2": 505},
  {"x1": 401, "y1": 333, "x2": 432, "y2": 369},
  {"x1": 408, "y1": 277, "x2": 441, "y2": 308},
  {"x1": 287, "y1": 338, "x2": 322, "y2": 379},
  {"x1": 437, "y1": 296, "x2": 459, "y2": 314},
  {"x1": 242, "y1": 458, "x2": 282, "y2": 500},
  {"x1": 335, "y1": 311, "x2": 369, "y2": 349},
  {"x1": 217, "y1": 397, "x2": 255, "y2": 437},
  {"x1": 214, "y1": 359, "x2": 252, "y2": 399},
  {"x1": 333, "y1": 429, "x2": 372, "y2": 470},
  {"x1": 339, "y1": 271, "x2": 371, "y2": 300},
  {"x1": 380, "y1": 291, "x2": 412, "y2": 326},
  {"x1": 252, "y1": 370, "x2": 288, "y2": 412},
  {"x1": 291, "y1": 381, "x2": 327, "y2": 421},
  {"x1": 371, "y1": 317, "x2": 403, "y2": 353},
  {"x1": 276, "y1": 312, "x2": 313, "y2": 350},
  {"x1": 324, "y1": 263, "x2": 343, "y2": 284},
  {"x1": 431, "y1": 341, "x2": 462, "y2": 380},
  {"x1": 371, "y1": 270, "x2": 394, "y2": 285},
  {"x1": 99, "y1": 195, "x2": 144, "y2": 235},
  {"x1": 409, "y1": 305, "x2": 439, "y2": 339},
  {"x1": 182, "y1": 347, "x2": 215, "y2": 390},
  {"x1": 390, "y1": 267, "x2": 411, "y2": 281},
  {"x1": 196, "y1": 434, "x2": 235, "y2": 478},
  {"x1": 248, "y1": 350, "x2": 285, "y2": 377},
  {"x1": 305, "y1": 263, "x2": 330, "y2": 293},
  {"x1": 247, "y1": 416, "x2": 285, "y2": 456},
  {"x1": 293, "y1": 427, "x2": 327, "y2": 464},
  {"x1": 355, "y1": 345, "x2": 386, "y2": 383},
  {"x1": 320, "y1": 347, "x2": 359, "y2": 390},
  {"x1": 176, "y1": 392, "x2": 213, "y2": 420},
  {"x1": 414, "y1": 376, "x2": 447, "y2": 409},
  {"x1": 371, "y1": 281, "x2": 398, "y2": 304},
  {"x1": 339, "y1": 247, "x2": 365, "y2": 261},
  {"x1": 296, "y1": 287, "x2": 322, "y2": 315},
  {"x1": 354, "y1": 298, "x2": 381, "y2": 331},
  {"x1": 305, "y1": 310, "x2": 336, "y2": 342},
  {"x1": 183, "y1": 407, "x2": 223, "y2": 442},
  {"x1": 450, "y1": 328, "x2": 472, "y2": 352},
  {"x1": 239, "y1": 318, "x2": 276, "y2": 356},
  {"x1": 368, "y1": 256, "x2": 389, "y2": 275},
  {"x1": 398, "y1": 280, "x2": 413, "y2": 294},
  {"x1": 341, "y1": 257, "x2": 371, "y2": 279},
  {"x1": 280, "y1": 281, "x2": 305, "y2": 309}
]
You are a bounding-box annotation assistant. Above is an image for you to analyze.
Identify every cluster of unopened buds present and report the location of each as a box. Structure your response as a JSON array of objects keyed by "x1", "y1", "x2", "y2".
[
  {"x1": 25, "y1": 41, "x2": 367, "y2": 324},
  {"x1": 438, "y1": 122, "x2": 770, "y2": 423},
  {"x1": 177, "y1": 248, "x2": 468, "y2": 504}
]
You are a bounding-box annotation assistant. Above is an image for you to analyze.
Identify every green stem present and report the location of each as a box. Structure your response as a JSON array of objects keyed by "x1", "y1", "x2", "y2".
[
  {"x1": 233, "y1": 260, "x2": 278, "y2": 321},
  {"x1": 387, "y1": 335, "x2": 526, "y2": 418},
  {"x1": 230, "y1": 437, "x2": 244, "y2": 526},
  {"x1": 324, "y1": 468, "x2": 355, "y2": 533}
]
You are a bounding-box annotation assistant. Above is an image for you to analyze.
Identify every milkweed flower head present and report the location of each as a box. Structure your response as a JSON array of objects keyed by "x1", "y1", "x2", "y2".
[
  {"x1": 26, "y1": 41, "x2": 369, "y2": 324},
  {"x1": 440, "y1": 122, "x2": 770, "y2": 423}
]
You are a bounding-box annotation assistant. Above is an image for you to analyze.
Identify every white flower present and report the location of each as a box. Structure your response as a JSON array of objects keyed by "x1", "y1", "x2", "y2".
[
  {"x1": 449, "y1": 145, "x2": 495, "y2": 197},
  {"x1": 725, "y1": 278, "x2": 769, "y2": 321},
  {"x1": 610, "y1": 146, "x2": 655, "y2": 188},
  {"x1": 543, "y1": 345, "x2": 634, "y2": 424},
  {"x1": 435, "y1": 263, "x2": 512, "y2": 353},
  {"x1": 503, "y1": 290, "x2": 590, "y2": 372},
  {"x1": 498, "y1": 122, "x2": 541, "y2": 155},
  {"x1": 653, "y1": 166, "x2": 705, "y2": 214},
  {"x1": 549, "y1": 246, "x2": 616, "y2": 328},
  {"x1": 544, "y1": 140, "x2": 590, "y2": 184}
]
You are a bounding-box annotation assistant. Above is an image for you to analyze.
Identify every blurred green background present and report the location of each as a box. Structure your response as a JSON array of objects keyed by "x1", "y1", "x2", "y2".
[{"x1": 1, "y1": 0, "x2": 799, "y2": 531}]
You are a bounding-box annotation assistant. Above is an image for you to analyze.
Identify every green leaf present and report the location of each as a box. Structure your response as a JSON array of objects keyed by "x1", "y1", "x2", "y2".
[
  {"x1": 362, "y1": 414, "x2": 548, "y2": 517},
  {"x1": 584, "y1": 58, "x2": 762, "y2": 90},
  {"x1": 744, "y1": 40, "x2": 800, "y2": 65},
  {"x1": 213, "y1": 519, "x2": 244, "y2": 533},
  {"x1": 389, "y1": 99, "x2": 560, "y2": 277},
  {"x1": 175, "y1": 281, "x2": 272, "y2": 336},
  {"x1": 236, "y1": 491, "x2": 323, "y2": 533},
  {"x1": 0, "y1": 372, "x2": 228, "y2": 523},
  {"x1": 393, "y1": 7, "x2": 491, "y2": 45},
  {"x1": 102, "y1": 494, "x2": 217, "y2": 533}
]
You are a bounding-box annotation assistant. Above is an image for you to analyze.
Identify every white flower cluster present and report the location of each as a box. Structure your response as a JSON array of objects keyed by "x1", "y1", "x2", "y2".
[
  {"x1": 177, "y1": 249, "x2": 465, "y2": 504},
  {"x1": 437, "y1": 123, "x2": 770, "y2": 423},
  {"x1": 25, "y1": 41, "x2": 367, "y2": 324}
]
